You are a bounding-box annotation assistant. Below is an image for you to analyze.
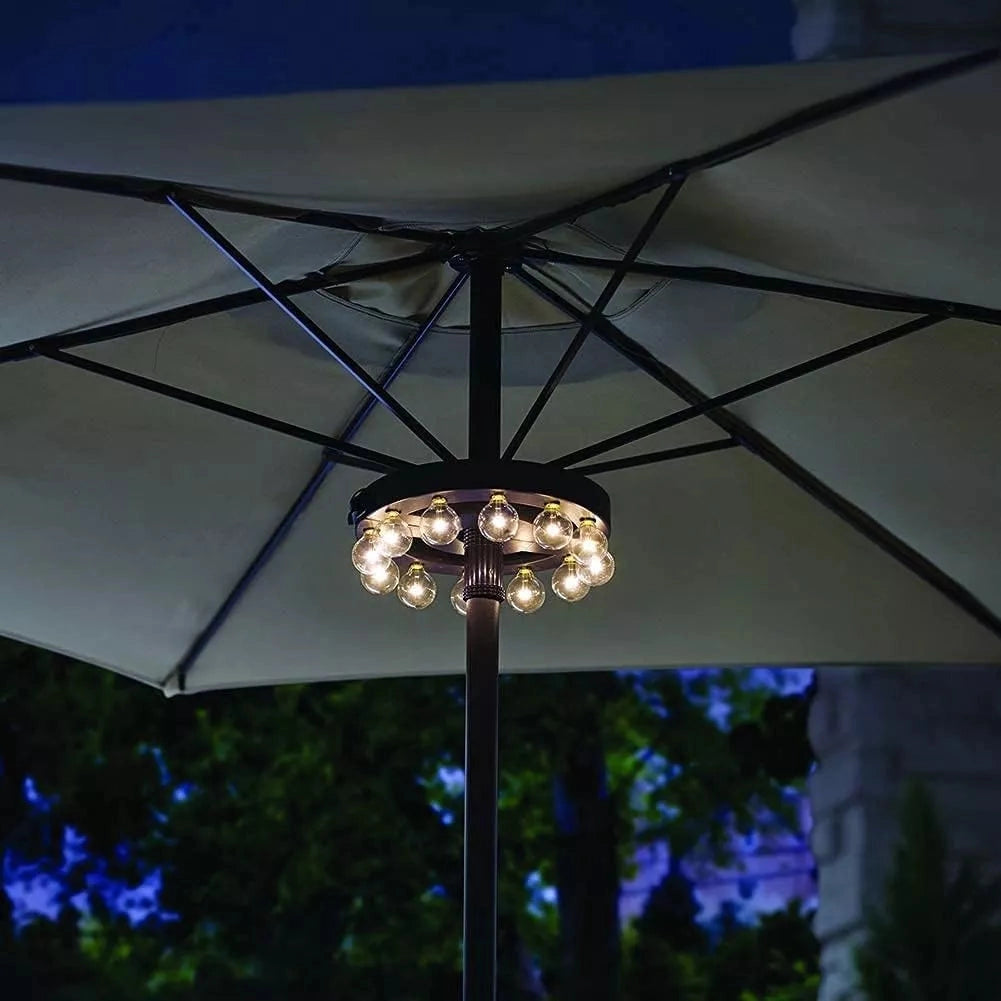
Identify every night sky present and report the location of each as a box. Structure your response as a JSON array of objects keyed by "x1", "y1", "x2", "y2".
[{"x1": 2, "y1": 0, "x2": 795, "y2": 104}]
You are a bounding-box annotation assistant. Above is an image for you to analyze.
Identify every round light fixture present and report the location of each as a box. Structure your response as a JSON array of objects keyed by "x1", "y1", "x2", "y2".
[{"x1": 349, "y1": 461, "x2": 611, "y2": 618}]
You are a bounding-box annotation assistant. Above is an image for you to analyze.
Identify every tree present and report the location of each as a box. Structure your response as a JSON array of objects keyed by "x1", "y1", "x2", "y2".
[
  {"x1": 2, "y1": 640, "x2": 816, "y2": 999},
  {"x1": 856, "y1": 781, "x2": 1001, "y2": 1001}
]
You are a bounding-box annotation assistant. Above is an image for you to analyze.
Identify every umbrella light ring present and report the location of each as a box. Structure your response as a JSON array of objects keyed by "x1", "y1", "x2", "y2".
[{"x1": 348, "y1": 459, "x2": 612, "y2": 604}]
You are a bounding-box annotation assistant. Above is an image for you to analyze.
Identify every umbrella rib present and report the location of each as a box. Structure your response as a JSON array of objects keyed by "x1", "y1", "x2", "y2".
[
  {"x1": 521, "y1": 249, "x2": 1001, "y2": 329},
  {"x1": 163, "y1": 274, "x2": 465, "y2": 691},
  {"x1": 501, "y1": 178, "x2": 685, "y2": 460},
  {"x1": 517, "y1": 276, "x2": 1001, "y2": 642},
  {"x1": 169, "y1": 195, "x2": 456, "y2": 461},
  {"x1": 0, "y1": 160, "x2": 445, "y2": 244},
  {"x1": 39, "y1": 346, "x2": 411, "y2": 475},
  {"x1": 574, "y1": 438, "x2": 740, "y2": 475},
  {"x1": 549, "y1": 312, "x2": 943, "y2": 468},
  {"x1": 0, "y1": 249, "x2": 446, "y2": 367},
  {"x1": 499, "y1": 48, "x2": 998, "y2": 240}
]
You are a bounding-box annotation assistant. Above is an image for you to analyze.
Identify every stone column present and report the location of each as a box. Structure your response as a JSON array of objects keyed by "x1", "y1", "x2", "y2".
[
  {"x1": 792, "y1": 0, "x2": 1001, "y2": 61},
  {"x1": 808, "y1": 666, "x2": 1001, "y2": 1001}
]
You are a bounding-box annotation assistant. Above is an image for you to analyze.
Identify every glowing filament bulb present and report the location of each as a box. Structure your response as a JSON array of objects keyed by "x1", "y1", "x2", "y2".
[
  {"x1": 360, "y1": 559, "x2": 400, "y2": 595},
  {"x1": 569, "y1": 516, "x2": 608, "y2": 561},
  {"x1": 532, "y1": 502, "x2": 574, "y2": 551},
  {"x1": 578, "y1": 550, "x2": 615, "y2": 587},
  {"x1": 450, "y1": 576, "x2": 468, "y2": 616},
  {"x1": 477, "y1": 493, "x2": 519, "y2": 543},
  {"x1": 352, "y1": 528, "x2": 391, "y2": 574},
  {"x1": 506, "y1": 567, "x2": 546, "y2": 614},
  {"x1": 398, "y1": 562, "x2": 436, "y2": 609},
  {"x1": 421, "y1": 496, "x2": 462, "y2": 546},
  {"x1": 551, "y1": 555, "x2": 590, "y2": 602},
  {"x1": 376, "y1": 509, "x2": 413, "y2": 557}
]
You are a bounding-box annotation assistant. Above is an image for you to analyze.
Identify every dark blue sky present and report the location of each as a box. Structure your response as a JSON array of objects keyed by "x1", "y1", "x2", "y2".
[{"x1": 3, "y1": 0, "x2": 794, "y2": 103}]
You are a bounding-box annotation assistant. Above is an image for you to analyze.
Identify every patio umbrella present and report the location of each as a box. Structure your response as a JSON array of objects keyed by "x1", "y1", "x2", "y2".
[{"x1": 2, "y1": 37, "x2": 1000, "y2": 1001}]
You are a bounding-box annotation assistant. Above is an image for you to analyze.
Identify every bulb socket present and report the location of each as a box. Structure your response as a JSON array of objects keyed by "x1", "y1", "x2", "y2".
[{"x1": 461, "y1": 527, "x2": 505, "y2": 602}]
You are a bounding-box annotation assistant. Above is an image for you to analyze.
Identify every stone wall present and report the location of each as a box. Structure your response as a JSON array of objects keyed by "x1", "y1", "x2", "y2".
[{"x1": 809, "y1": 666, "x2": 1001, "y2": 1000}]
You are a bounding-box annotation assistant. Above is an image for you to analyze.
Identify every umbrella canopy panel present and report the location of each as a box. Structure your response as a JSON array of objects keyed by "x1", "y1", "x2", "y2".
[
  {"x1": 0, "y1": 56, "x2": 943, "y2": 224},
  {"x1": 1, "y1": 53, "x2": 1000, "y2": 690}
]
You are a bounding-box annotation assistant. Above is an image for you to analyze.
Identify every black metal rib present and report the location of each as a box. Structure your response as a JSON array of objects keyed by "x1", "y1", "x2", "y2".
[
  {"x1": 332, "y1": 270, "x2": 468, "y2": 462},
  {"x1": 170, "y1": 196, "x2": 456, "y2": 461},
  {"x1": 575, "y1": 438, "x2": 739, "y2": 475},
  {"x1": 0, "y1": 249, "x2": 446, "y2": 367},
  {"x1": 164, "y1": 272, "x2": 467, "y2": 691},
  {"x1": 502, "y1": 179, "x2": 685, "y2": 459},
  {"x1": 501, "y1": 48, "x2": 999, "y2": 239},
  {"x1": 0, "y1": 161, "x2": 446, "y2": 244},
  {"x1": 552, "y1": 312, "x2": 943, "y2": 467},
  {"x1": 522, "y1": 249, "x2": 1001, "y2": 329},
  {"x1": 515, "y1": 272, "x2": 1001, "y2": 642},
  {"x1": 164, "y1": 461, "x2": 332, "y2": 694},
  {"x1": 40, "y1": 347, "x2": 409, "y2": 475}
]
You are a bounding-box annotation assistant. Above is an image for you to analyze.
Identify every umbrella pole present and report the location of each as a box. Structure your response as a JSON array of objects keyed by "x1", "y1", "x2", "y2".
[
  {"x1": 463, "y1": 546, "x2": 502, "y2": 1001},
  {"x1": 462, "y1": 251, "x2": 505, "y2": 1001}
]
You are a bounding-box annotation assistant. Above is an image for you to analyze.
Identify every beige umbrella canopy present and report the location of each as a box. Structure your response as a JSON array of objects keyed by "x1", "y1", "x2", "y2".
[{"x1": 1, "y1": 49, "x2": 1000, "y2": 695}]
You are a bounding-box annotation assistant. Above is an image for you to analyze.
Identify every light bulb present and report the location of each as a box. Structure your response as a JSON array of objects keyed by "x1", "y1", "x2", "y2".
[
  {"x1": 578, "y1": 550, "x2": 615, "y2": 587},
  {"x1": 569, "y1": 517, "x2": 608, "y2": 561},
  {"x1": 551, "y1": 555, "x2": 590, "y2": 602},
  {"x1": 506, "y1": 567, "x2": 546, "y2": 614},
  {"x1": 532, "y1": 502, "x2": 574, "y2": 551},
  {"x1": 421, "y1": 496, "x2": 462, "y2": 546},
  {"x1": 398, "y1": 562, "x2": 436, "y2": 609},
  {"x1": 376, "y1": 509, "x2": 413, "y2": 557},
  {"x1": 477, "y1": 492, "x2": 519, "y2": 543},
  {"x1": 360, "y1": 560, "x2": 400, "y2": 595},
  {"x1": 450, "y1": 576, "x2": 468, "y2": 616},
  {"x1": 352, "y1": 528, "x2": 391, "y2": 574}
]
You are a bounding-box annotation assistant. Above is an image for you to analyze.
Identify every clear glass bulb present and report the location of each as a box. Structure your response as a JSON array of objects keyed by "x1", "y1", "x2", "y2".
[
  {"x1": 450, "y1": 576, "x2": 468, "y2": 617},
  {"x1": 532, "y1": 502, "x2": 574, "y2": 551},
  {"x1": 398, "y1": 562, "x2": 436, "y2": 609},
  {"x1": 477, "y1": 492, "x2": 519, "y2": 543},
  {"x1": 360, "y1": 559, "x2": 400, "y2": 595},
  {"x1": 421, "y1": 496, "x2": 462, "y2": 547},
  {"x1": 352, "y1": 528, "x2": 391, "y2": 574},
  {"x1": 551, "y1": 555, "x2": 590, "y2": 602},
  {"x1": 578, "y1": 550, "x2": 615, "y2": 587},
  {"x1": 376, "y1": 509, "x2": 413, "y2": 557},
  {"x1": 569, "y1": 517, "x2": 608, "y2": 561},
  {"x1": 506, "y1": 568, "x2": 546, "y2": 614}
]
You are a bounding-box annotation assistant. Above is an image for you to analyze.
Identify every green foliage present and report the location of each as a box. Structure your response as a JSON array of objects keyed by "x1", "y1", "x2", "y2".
[
  {"x1": 1, "y1": 640, "x2": 816, "y2": 999},
  {"x1": 855, "y1": 780, "x2": 1001, "y2": 1001},
  {"x1": 624, "y1": 895, "x2": 819, "y2": 1001},
  {"x1": 713, "y1": 902, "x2": 820, "y2": 1001},
  {"x1": 738, "y1": 968, "x2": 821, "y2": 1001}
]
